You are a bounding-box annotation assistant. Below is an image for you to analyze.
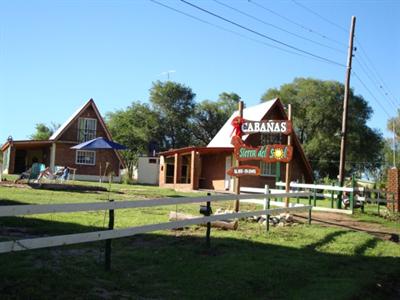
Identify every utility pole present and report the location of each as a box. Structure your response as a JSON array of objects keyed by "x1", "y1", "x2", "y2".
[{"x1": 338, "y1": 16, "x2": 356, "y2": 208}]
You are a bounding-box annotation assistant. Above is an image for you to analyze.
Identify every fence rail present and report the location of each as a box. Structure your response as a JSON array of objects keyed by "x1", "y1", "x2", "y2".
[
  {"x1": 0, "y1": 192, "x2": 309, "y2": 217},
  {"x1": 0, "y1": 205, "x2": 311, "y2": 254},
  {"x1": 0, "y1": 191, "x2": 312, "y2": 255},
  {"x1": 272, "y1": 181, "x2": 395, "y2": 214}
]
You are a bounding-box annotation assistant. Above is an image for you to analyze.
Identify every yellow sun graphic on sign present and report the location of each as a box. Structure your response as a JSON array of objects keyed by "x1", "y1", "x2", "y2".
[{"x1": 274, "y1": 148, "x2": 284, "y2": 160}]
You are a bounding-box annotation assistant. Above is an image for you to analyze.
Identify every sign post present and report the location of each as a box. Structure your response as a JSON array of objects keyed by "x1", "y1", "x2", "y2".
[
  {"x1": 285, "y1": 104, "x2": 292, "y2": 207},
  {"x1": 228, "y1": 101, "x2": 294, "y2": 211},
  {"x1": 234, "y1": 101, "x2": 244, "y2": 212}
]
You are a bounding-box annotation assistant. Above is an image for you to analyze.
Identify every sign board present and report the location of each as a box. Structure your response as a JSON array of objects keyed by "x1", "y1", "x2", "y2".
[
  {"x1": 227, "y1": 165, "x2": 260, "y2": 177},
  {"x1": 231, "y1": 136, "x2": 293, "y2": 163},
  {"x1": 228, "y1": 114, "x2": 293, "y2": 178},
  {"x1": 241, "y1": 120, "x2": 292, "y2": 135}
]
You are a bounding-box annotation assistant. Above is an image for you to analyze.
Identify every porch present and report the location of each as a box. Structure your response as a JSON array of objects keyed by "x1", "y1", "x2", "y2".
[
  {"x1": 159, "y1": 147, "x2": 234, "y2": 191},
  {"x1": 2, "y1": 140, "x2": 53, "y2": 174}
]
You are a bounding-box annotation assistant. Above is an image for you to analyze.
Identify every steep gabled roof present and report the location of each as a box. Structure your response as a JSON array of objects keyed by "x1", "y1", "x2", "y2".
[
  {"x1": 207, "y1": 99, "x2": 278, "y2": 148},
  {"x1": 49, "y1": 98, "x2": 125, "y2": 168},
  {"x1": 49, "y1": 98, "x2": 112, "y2": 141}
]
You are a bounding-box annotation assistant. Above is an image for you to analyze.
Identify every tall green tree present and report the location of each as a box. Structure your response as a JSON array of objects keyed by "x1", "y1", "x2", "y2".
[
  {"x1": 106, "y1": 102, "x2": 161, "y2": 178},
  {"x1": 262, "y1": 77, "x2": 384, "y2": 178},
  {"x1": 192, "y1": 92, "x2": 240, "y2": 145},
  {"x1": 30, "y1": 123, "x2": 60, "y2": 140},
  {"x1": 150, "y1": 81, "x2": 196, "y2": 149},
  {"x1": 385, "y1": 109, "x2": 400, "y2": 169}
]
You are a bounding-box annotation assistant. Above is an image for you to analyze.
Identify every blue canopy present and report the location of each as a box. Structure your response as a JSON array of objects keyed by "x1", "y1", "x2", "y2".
[{"x1": 71, "y1": 137, "x2": 127, "y2": 150}]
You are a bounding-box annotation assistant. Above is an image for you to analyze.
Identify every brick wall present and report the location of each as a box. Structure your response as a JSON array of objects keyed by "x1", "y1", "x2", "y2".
[
  {"x1": 55, "y1": 143, "x2": 120, "y2": 176},
  {"x1": 386, "y1": 168, "x2": 399, "y2": 212},
  {"x1": 200, "y1": 153, "x2": 227, "y2": 190}
]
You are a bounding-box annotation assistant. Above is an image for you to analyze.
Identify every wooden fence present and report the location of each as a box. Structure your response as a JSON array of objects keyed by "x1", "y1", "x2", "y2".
[
  {"x1": 272, "y1": 181, "x2": 395, "y2": 214},
  {"x1": 0, "y1": 191, "x2": 312, "y2": 261}
]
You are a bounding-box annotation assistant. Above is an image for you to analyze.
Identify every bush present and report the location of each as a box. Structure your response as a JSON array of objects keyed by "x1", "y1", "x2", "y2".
[{"x1": 122, "y1": 173, "x2": 135, "y2": 185}]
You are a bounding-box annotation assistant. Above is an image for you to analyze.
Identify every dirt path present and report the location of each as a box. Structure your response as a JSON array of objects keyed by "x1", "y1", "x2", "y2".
[{"x1": 294, "y1": 211, "x2": 399, "y2": 243}]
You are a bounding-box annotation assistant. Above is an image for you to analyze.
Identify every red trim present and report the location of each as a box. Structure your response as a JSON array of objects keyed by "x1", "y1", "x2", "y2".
[{"x1": 160, "y1": 147, "x2": 233, "y2": 157}]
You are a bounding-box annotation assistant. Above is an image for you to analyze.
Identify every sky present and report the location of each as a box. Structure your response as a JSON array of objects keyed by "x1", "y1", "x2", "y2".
[{"x1": 0, "y1": 0, "x2": 399, "y2": 143}]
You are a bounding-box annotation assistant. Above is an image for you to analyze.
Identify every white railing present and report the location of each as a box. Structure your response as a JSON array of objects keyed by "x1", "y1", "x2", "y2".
[
  {"x1": 271, "y1": 182, "x2": 395, "y2": 215},
  {"x1": 0, "y1": 192, "x2": 312, "y2": 254},
  {"x1": 275, "y1": 181, "x2": 364, "y2": 193}
]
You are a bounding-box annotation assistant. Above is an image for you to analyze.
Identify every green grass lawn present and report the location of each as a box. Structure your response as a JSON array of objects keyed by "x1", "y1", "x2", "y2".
[{"x1": 0, "y1": 182, "x2": 399, "y2": 299}]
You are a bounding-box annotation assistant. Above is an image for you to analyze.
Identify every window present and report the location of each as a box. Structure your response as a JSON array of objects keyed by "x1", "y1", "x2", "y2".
[
  {"x1": 260, "y1": 161, "x2": 276, "y2": 176},
  {"x1": 78, "y1": 118, "x2": 97, "y2": 142},
  {"x1": 260, "y1": 133, "x2": 279, "y2": 177},
  {"x1": 76, "y1": 150, "x2": 96, "y2": 165},
  {"x1": 260, "y1": 132, "x2": 282, "y2": 145}
]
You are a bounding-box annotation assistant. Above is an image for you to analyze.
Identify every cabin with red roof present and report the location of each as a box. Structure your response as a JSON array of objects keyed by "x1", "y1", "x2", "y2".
[
  {"x1": 1, "y1": 99, "x2": 124, "y2": 181},
  {"x1": 159, "y1": 98, "x2": 313, "y2": 191}
]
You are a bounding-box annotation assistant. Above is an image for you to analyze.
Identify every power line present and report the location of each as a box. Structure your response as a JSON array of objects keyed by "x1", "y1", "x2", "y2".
[
  {"x1": 180, "y1": 0, "x2": 346, "y2": 68},
  {"x1": 149, "y1": 0, "x2": 317, "y2": 61},
  {"x1": 213, "y1": 0, "x2": 345, "y2": 54},
  {"x1": 354, "y1": 57, "x2": 399, "y2": 111},
  {"x1": 292, "y1": 0, "x2": 348, "y2": 33},
  {"x1": 355, "y1": 38, "x2": 400, "y2": 107},
  {"x1": 249, "y1": 0, "x2": 347, "y2": 47},
  {"x1": 353, "y1": 72, "x2": 392, "y2": 118}
]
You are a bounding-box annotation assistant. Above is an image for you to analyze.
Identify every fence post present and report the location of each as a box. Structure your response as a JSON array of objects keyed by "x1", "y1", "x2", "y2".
[
  {"x1": 331, "y1": 183, "x2": 334, "y2": 208},
  {"x1": 264, "y1": 185, "x2": 270, "y2": 233},
  {"x1": 206, "y1": 201, "x2": 211, "y2": 248},
  {"x1": 377, "y1": 191, "x2": 380, "y2": 215},
  {"x1": 308, "y1": 191, "x2": 312, "y2": 206},
  {"x1": 308, "y1": 206, "x2": 312, "y2": 225},
  {"x1": 313, "y1": 184, "x2": 317, "y2": 207},
  {"x1": 336, "y1": 180, "x2": 342, "y2": 209},
  {"x1": 350, "y1": 175, "x2": 355, "y2": 214},
  {"x1": 105, "y1": 199, "x2": 115, "y2": 271},
  {"x1": 205, "y1": 193, "x2": 212, "y2": 248}
]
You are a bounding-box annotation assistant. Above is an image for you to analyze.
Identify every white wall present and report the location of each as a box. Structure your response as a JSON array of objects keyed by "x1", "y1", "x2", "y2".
[{"x1": 137, "y1": 157, "x2": 159, "y2": 185}]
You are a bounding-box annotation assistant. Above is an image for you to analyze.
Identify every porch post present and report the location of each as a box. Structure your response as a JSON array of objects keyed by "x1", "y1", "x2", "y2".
[
  {"x1": 173, "y1": 153, "x2": 178, "y2": 188},
  {"x1": 159, "y1": 155, "x2": 165, "y2": 187},
  {"x1": 50, "y1": 143, "x2": 56, "y2": 172},
  {"x1": 190, "y1": 150, "x2": 196, "y2": 190}
]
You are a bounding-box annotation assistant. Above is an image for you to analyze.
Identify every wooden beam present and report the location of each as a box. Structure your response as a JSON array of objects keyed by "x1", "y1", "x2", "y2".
[
  {"x1": 285, "y1": 104, "x2": 292, "y2": 207},
  {"x1": 190, "y1": 150, "x2": 195, "y2": 190},
  {"x1": 234, "y1": 101, "x2": 244, "y2": 212},
  {"x1": 173, "y1": 153, "x2": 178, "y2": 186}
]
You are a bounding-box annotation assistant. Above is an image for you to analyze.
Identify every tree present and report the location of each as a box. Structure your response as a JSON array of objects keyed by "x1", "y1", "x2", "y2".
[
  {"x1": 30, "y1": 123, "x2": 60, "y2": 140},
  {"x1": 262, "y1": 77, "x2": 384, "y2": 178},
  {"x1": 192, "y1": 92, "x2": 240, "y2": 145},
  {"x1": 385, "y1": 109, "x2": 400, "y2": 169},
  {"x1": 106, "y1": 102, "x2": 162, "y2": 178},
  {"x1": 149, "y1": 81, "x2": 196, "y2": 149},
  {"x1": 387, "y1": 109, "x2": 400, "y2": 139}
]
